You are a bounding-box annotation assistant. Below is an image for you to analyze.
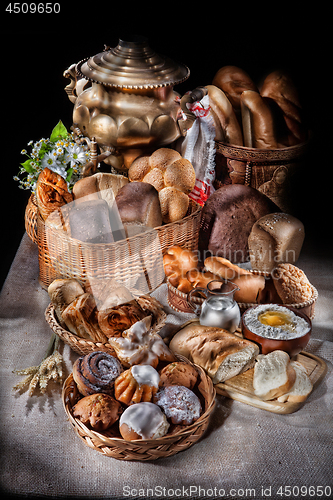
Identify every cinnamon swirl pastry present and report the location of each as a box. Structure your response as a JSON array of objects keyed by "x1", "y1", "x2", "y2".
[
  {"x1": 36, "y1": 167, "x2": 73, "y2": 221},
  {"x1": 73, "y1": 351, "x2": 123, "y2": 397}
]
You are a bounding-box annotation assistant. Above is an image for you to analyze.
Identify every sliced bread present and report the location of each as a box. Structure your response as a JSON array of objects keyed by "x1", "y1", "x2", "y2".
[
  {"x1": 277, "y1": 361, "x2": 313, "y2": 403},
  {"x1": 253, "y1": 350, "x2": 296, "y2": 401}
]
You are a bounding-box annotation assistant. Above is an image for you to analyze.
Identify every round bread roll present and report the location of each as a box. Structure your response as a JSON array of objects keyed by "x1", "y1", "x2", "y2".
[
  {"x1": 119, "y1": 402, "x2": 169, "y2": 440},
  {"x1": 149, "y1": 148, "x2": 182, "y2": 172},
  {"x1": 159, "y1": 187, "x2": 189, "y2": 224},
  {"x1": 163, "y1": 158, "x2": 196, "y2": 195},
  {"x1": 128, "y1": 156, "x2": 151, "y2": 182},
  {"x1": 212, "y1": 65, "x2": 258, "y2": 110},
  {"x1": 142, "y1": 168, "x2": 165, "y2": 192},
  {"x1": 159, "y1": 361, "x2": 198, "y2": 389},
  {"x1": 199, "y1": 184, "x2": 280, "y2": 263}
]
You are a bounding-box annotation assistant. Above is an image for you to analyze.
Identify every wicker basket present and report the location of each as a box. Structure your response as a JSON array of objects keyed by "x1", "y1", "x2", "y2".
[
  {"x1": 62, "y1": 355, "x2": 216, "y2": 460},
  {"x1": 25, "y1": 193, "x2": 38, "y2": 244},
  {"x1": 37, "y1": 199, "x2": 201, "y2": 290},
  {"x1": 45, "y1": 295, "x2": 167, "y2": 357},
  {"x1": 214, "y1": 140, "x2": 308, "y2": 212},
  {"x1": 167, "y1": 273, "x2": 318, "y2": 319}
]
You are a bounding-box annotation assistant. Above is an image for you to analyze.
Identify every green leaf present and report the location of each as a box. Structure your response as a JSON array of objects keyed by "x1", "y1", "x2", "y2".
[
  {"x1": 50, "y1": 120, "x2": 68, "y2": 143},
  {"x1": 66, "y1": 167, "x2": 73, "y2": 183},
  {"x1": 20, "y1": 159, "x2": 34, "y2": 173}
]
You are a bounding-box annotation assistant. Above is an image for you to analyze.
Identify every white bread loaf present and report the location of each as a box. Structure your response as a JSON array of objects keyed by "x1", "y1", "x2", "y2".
[
  {"x1": 277, "y1": 361, "x2": 313, "y2": 403},
  {"x1": 169, "y1": 323, "x2": 259, "y2": 384},
  {"x1": 73, "y1": 172, "x2": 129, "y2": 207},
  {"x1": 253, "y1": 350, "x2": 296, "y2": 400},
  {"x1": 248, "y1": 213, "x2": 305, "y2": 273}
]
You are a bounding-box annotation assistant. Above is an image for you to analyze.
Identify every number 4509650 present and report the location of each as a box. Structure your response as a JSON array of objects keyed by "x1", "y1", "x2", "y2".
[{"x1": 6, "y1": 3, "x2": 60, "y2": 13}]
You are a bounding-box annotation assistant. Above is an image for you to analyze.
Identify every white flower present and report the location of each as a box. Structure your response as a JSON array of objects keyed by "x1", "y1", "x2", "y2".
[
  {"x1": 41, "y1": 151, "x2": 66, "y2": 179},
  {"x1": 64, "y1": 144, "x2": 87, "y2": 167}
]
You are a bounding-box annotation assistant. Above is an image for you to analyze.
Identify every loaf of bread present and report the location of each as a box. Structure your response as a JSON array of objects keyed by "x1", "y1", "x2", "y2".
[
  {"x1": 240, "y1": 90, "x2": 278, "y2": 149},
  {"x1": 205, "y1": 85, "x2": 243, "y2": 145},
  {"x1": 272, "y1": 263, "x2": 313, "y2": 304},
  {"x1": 260, "y1": 70, "x2": 307, "y2": 145},
  {"x1": 248, "y1": 212, "x2": 305, "y2": 272},
  {"x1": 199, "y1": 184, "x2": 280, "y2": 263},
  {"x1": 115, "y1": 181, "x2": 162, "y2": 233},
  {"x1": 36, "y1": 167, "x2": 73, "y2": 221},
  {"x1": 212, "y1": 65, "x2": 258, "y2": 110},
  {"x1": 253, "y1": 350, "x2": 296, "y2": 400},
  {"x1": 169, "y1": 323, "x2": 259, "y2": 384},
  {"x1": 73, "y1": 172, "x2": 129, "y2": 206}
]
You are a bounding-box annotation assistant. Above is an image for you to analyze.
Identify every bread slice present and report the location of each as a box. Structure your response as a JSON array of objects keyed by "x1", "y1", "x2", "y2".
[
  {"x1": 253, "y1": 350, "x2": 296, "y2": 401},
  {"x1": 169, "y1": 323, "x2": 259, "y2": 384},
  {"x1": 277, "y1": 361, "x2": 313, "y2": 403}
]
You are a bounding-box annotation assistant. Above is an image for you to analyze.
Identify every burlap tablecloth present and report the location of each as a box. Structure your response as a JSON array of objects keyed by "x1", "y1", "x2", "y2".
[{"x1": 1, "y1": 234, "x2": 332, "y2": 500}]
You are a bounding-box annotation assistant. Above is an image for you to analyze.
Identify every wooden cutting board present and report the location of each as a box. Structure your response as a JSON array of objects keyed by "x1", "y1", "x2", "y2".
[{"x1": 215, "y1": 351, "x2": 327, "y2": 414}]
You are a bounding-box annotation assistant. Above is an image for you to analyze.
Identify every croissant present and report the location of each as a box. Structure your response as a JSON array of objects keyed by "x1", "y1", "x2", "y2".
[
  {"x1": 36, "y1": 167, "x2": 73, "y2": 221},
  {"x1": 73, "y1": 351, "x2": 123, "y2": 397}
]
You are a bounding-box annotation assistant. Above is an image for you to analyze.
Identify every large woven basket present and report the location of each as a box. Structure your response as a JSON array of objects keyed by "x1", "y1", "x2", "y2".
[
  {"x1": 25, "y1": 193, "x2": 38, "y2": 244},
  {"x1": 62, "y1": 355, "x2": 216, "y2": 460},
  {"x1": 214, "y1": 140, "x2": 308, "y2": 213},
  {"x1": 37, "y1": 199, "x2": 201, "y2": 290},
  {"x1": 45, "y1": 295, "x2": 167, "y2": 357}
]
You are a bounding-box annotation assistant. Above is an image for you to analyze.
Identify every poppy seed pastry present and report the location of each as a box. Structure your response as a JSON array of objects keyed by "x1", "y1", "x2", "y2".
[
  {"x1": 248, "y1": 213, "x2": 305, "y2": 273},
  {"x1": 154, "y1": 385, "x2": 201, "y2": 425},
  {"x1": 72, "y1": 393, "x2": 122, "y2": 431},
  {"x1": 199, "y1": 184, "x2": 280, "y2": 263},
  {"x1": 119, "y1": 402, "x2": 169, "y2": 440},
  {"x1": 73, "y1": 351, "x2": 123, "y2": 396}
]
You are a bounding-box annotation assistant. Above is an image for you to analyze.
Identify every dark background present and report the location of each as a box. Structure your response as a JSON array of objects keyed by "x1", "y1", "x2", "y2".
[{"x1": 2, "y1": 7, "x2": 330, "y2": 288}]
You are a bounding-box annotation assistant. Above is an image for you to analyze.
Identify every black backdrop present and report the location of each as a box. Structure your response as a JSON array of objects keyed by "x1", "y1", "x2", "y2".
[{"x1": 2, "y1": 7, "x2": 330, "y2": 287}]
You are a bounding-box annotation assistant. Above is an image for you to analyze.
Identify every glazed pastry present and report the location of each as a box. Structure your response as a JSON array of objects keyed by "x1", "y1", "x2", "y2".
[
  {"x1": 108, "y1": 316, "x2": 176, "y2": 368},
  {"x1": 72, "y1": 393, "x2": 123, "y2": 431},
  {"x1": 114, "y1": 364, "x2": 160, "y2": 405},
  {"x1": 159, "y1": 362, "x2": 198, "y2": 389},
  {"x1": 62, "y1": 293, "x2": 107, "y2": 342},
  {"x1": 154, "y1": 385, "x2": 201, "y2": 425},
  {"x1": 272, "y1": 263, "x2": 313, "y2": 304},
  {"x1": 72, "y1": 351, "x2": 123, "y2": 396},
  {"x1": 119, "y1": 402, "x2": 170, "y2": 440},
  {"x1": 36, "y1": 167, "x2": 73, "y2": 221}
]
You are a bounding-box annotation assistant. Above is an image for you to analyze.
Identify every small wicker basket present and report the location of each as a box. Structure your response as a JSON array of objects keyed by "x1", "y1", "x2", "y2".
[
  {"x1": 167, "y1": 273, "x2": 318, "y2": 319},
  {"x1": 45, "y1": 295, "x2": 167, "y2": 357},
  {"x1": 62, "y1": 355, "x2": 216, "y2": 461},
  {"x1": 36, "y1": 199, "x2": 201, "y2": 290}
]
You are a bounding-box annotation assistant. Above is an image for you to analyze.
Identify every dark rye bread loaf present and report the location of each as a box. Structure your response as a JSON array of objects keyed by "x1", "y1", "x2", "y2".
[{"x1": 199, "y1": 184, "x2": 280, "y2": 263}]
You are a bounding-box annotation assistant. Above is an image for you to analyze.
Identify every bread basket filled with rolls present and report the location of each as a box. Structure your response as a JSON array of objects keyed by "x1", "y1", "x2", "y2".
[
  {"x1": 62, "y1": 349, "x2": 215, "y2": 460},
  {"x1": 181, "y1": 66, "x2": 309, "y2": 213}
]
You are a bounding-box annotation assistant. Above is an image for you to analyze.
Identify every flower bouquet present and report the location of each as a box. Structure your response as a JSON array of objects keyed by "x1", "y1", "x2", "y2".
[{"x1": 15, "y1": 120, "x2": 89, "y2": 193}]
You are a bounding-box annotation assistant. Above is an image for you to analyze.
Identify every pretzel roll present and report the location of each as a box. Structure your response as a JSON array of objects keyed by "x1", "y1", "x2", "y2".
[
  {"x1": 72, "y1": 351, "x2": 123, "y2": 397},
  {"x1": 206, "y1": 85, "x2": 243, "y2": 146},
  {"x1": 240, "y1": 90, "x2": 278, "y2": 149},
  {"x1": 212, "y1": 65, "x2": 258, "y2": 110}
]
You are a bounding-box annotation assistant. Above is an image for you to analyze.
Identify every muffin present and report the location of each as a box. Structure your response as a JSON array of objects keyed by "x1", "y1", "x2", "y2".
[
  {"x1": 159, "y1": 362, "x2": 198, "y2": 389},
  {"x1": 72, "y1": 393, "x2": 123, "y2": 431}
]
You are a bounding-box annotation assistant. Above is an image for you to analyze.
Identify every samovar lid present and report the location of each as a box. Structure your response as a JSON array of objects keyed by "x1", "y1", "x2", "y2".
[{"x1": 76, "y1": 36, "x2": 190, "y2": 89}]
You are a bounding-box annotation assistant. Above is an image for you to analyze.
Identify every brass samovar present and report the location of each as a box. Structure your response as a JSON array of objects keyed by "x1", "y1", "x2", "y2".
[{"x1": 64, "y1": 36, "x2": 190, "y2": 170}]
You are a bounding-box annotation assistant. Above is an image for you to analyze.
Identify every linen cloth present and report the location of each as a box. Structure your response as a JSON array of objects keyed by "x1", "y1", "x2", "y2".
[{"x1": 0, "y1": 234, "x2": 332, "y2": 500}]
